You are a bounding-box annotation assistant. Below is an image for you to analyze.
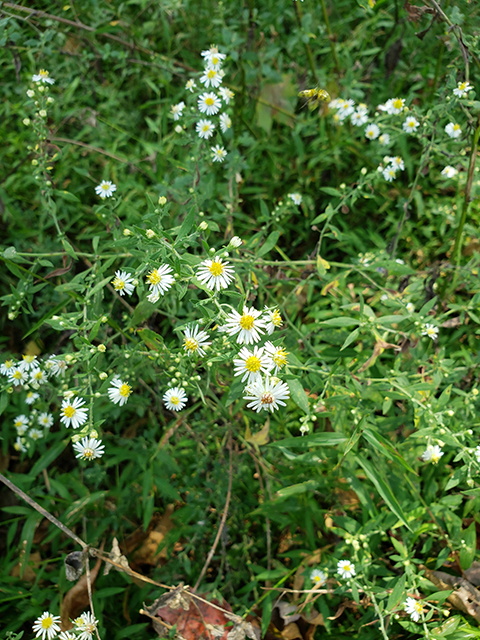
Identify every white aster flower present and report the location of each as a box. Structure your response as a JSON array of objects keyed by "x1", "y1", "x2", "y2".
[
  {"x1": 46, "y1": 357, "x2": 68, "y2": 377},
  {"x1": 18, "y1": 354, "x2": 38, "y2": 372},
  {"x1": 328, "y1": 98, "x2": 344, "y2": 110},
  {"x1": 30, "y1": 368, "x2": 48, "y2": 385},
  {"x1": 146, "y1": 264, "x2": 175, "y2": 297},
  {"x1": 422, "y1": 444, "x2": 444, "y2": 464},
  {"x1": 196, "y1": 257, "x2": 235, "y2": 291},
  {"x1": 441, "y1": 165, "x2": 458, "y2": 178},
  {"x1": 38, "y1": 412, "x2": 54, "y2": 428},
  {"x1": 379, "y1": 97, "x2": 404, "y2": 114},
  {"x1": 219, "y1": 87, "x2": 234, "y2": 104},
  {"x1": 0, "y1": 359, "x2": 16, "y2": 375},
  {"x1": 244, "y1": 376, "x2": 290, "y2": 413},
  {"x1": 337, "y1": 560, "x2": 356, "y2": 579},
  {"x1": 222, "y1": 306, "x2": 266, "y2": 345},
  {"x1": 185, "y1": 79, "x2": 197, "y2": 92},
  {"x1": 337, "y1": 99, "x2": 355, "y2": 120},
  {"x1": 32, "y1": 611, "x2": 61, "y2": 640},
  {"x1": 59, "y1": 632, "x2": 76, "y2": 640},
  {"x1": 445, "y1": 122, "x2": 462, "y2": 138},
  {"x1": 25, "y1": 391, "x2": 40, "y2": 405},
  {"x1": 453, "y1": 81, "x2": 472, "y2": 98},
  {"x1": 95, "y1": 180, "x2": 117, "y2": 198},
  {"x1": 60, "y1": 396, "x2": 88, "y2": 429},
  {"x1": 351, "y1": 109, "x2": 369, "y2": 126},
  {"x1": 403, "y1": 116, "x2": 420, "y2": 133},
  {"x1": 421, "y1": 323, "x2": 438, "y2": 340},
  {"x1": 163, "y1": 387, "x2": 188, "y2": 411},
  {"x1": 112, "y1": 270, "x2": 135, "y2": 296},
  {"x1": 200, "y1": 67, "x2": 222, "y2": 89},
  {"x1": 378, "y1": 133, "x2": 390, "y2": 145},
  {"x1": 406, "y1": 302, "x2": 415, "y2": 313},
  {"x1": 197, "y1": 92, "x2": 221, "y2": 116},
  {"x1": 201, "y1": 46, "x2": 226, "y2": 64},
  {"x1": 107, "y1": 378, "x2": 132, "y2": 406},
  {"x1": 388, "y1": 156, "x2": 405, "y2": 171},
  {"x1": 365, "y1": 123, "x2": 380, "y2": 140},
  {"x1": 233, "y1": 346, "x2": 272, "y2": 384},
  {"x1": 229, "y1": 236, "x2": 242, "y2": 248},
  {"x1": 404, "y1": 597, "x2": 424, "y2": 622},
  {"x1": 310, "y1": 569, "x2": 327, "y2": 586},
  {"x1": 14, "y1": 415, "x2": 30, "y2": 431},
  {"x1": 73, "y1": 437, "x2": 105, "y2": 461},
  {"x1": 32, "y1": 70, "x2": 55, "y2": 84},
  {"x1": 170, "y1": 101, "x2": 186, "y2": 120},
  {"x1": 196, "y1": 118, "x2": 216, "y2": 139},
  {"x1": 29, "y1": 428, "x2": 44, "y2": 440},
  {"x1": 183, "y1": 325, "x2": 211, "y2": 357},
  {"x1": 264, "y1": 341, "x2": 289, "y2": 374},
  {"x1": 75, "y1": 611, "x2": 99, "y2": 640},
  {"x1": 264, "y1": 308, "x2": 283, "y2": 334},
  {"x1": 8, "y1": 368, "x2": 29, "y2": 386},
  {"x1": 219, "y1": 113, "x2": 232, "y2": 133},
  {"x1": 383, "y1": 166, "x2": 396, "y2": 182},
  {"x1": 211, "y1": 145, "x2": 227, "y2": 162},
  {"x1": 288, "y1": 193, "x2": 302, "y2": 205},
  {"x1": 14, "y1": 436, "x2": 28, "y2": 453}
]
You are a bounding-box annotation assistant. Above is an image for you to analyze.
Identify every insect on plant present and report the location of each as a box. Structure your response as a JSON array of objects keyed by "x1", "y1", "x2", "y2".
[{"x1": 298, "y1": 85, "x2": 330, "y2": 110}]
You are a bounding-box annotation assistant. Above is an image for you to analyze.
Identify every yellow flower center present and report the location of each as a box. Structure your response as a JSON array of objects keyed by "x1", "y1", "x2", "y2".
[
  {"x1": 13, "y1": 371, "x2": 22, "y2": 379},
  {"x1": 211, "y1": 56, "x2": 219, "y2": 65},
  {"x1": 414, "y1": 601, "x2": 423, "y2": 614},
  {"x1": 147, "y1": 270, "x2": 162, "y2": 285},
  {"x1": 313, "y1": 575, "x2": 322, "y2": 583},
  {"x1": 459, "y1": 82, "x2": 467, "y2": 91},
  {"x1": 207, "y1": 69, "x2": 216, "y2": 78},
  {"x1": 34, "y1": 371, "x2": 42, "y2": 380},
  {"x1": 184, "y1": 338, "x2": 199, "y2": 352},
  {"x1": 23, "y1": 355, "x2": 35, "y2": 363},
  {"x1": 454, "y1": 124, "x2": 460, "y2": 131},
  {"x1": 14, "y1": 421, "x2": 23, "y2": 427},
  {"x1": 113, "y1": 277, "x2": 124, "y2": 290},
  {"x1": 273, "y1": 349, "x2": 288, "y2": 368},
  {"x1": 5, "y1": 360, "x2": 13, "y2": 369},
  {"x1": 271, "y1": 310, "x2": 282, "y2": 327},
  {"x1": 170, "y1": 396, "x2": 180, "y2": 405},
  {"x1": 39, "y1": 70, "x2": 49, "y2": 78},
  {"x1": 83, "y1": 448, "x2": 94, "y2": 459},
  {"x1": 205, "y1": 97, "x2": 214, "y2": 106},
  {"x1": 119, "y1": 383, "x2": 131, "y2": 397},
  {"x1": 208, "y1": 260, "x2": 224, "y2": 276},
  {"x1": 63, "y1": 406, "x2": 76, "y2": 418},
  {"x1": 245, "y1": 356, "x2": 262, "y2": 372},
  {"x1": 431, "y1": 452, "x2": 441, "y2": 464},
  {"x1": 260, "y1": 392, "x2": 274, "y2": 406},
  {"x1": 101, "y1": 183, "x2": 110, "y2": 190},
  {"x1": 393, "y1": 98, "x2": 403, "y2": 109},
  {"x1": 240, "y1": 314, "x2": 255, "y2": 331},
  {"x1": 202, "y1": 124, "x2": 210, "y2": 132},
  {"x1": 344, "y1": 563, "x2": 352, "y2": 572},
  {"x1": 41, "y1": 617, "x2": 53, "y2": 629}
]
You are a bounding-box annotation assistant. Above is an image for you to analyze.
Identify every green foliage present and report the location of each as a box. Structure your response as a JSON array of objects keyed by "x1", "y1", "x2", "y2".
[{"x1": 1, "y1": 1, "x2": 480, "y2": 639}]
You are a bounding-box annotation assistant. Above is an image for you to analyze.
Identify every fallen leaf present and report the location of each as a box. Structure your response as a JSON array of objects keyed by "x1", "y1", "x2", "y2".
[
  {"x1": 245, "y1": 419, "x2": 270, "y2": 446},
  {"x1": 132, "y1": 504, "x2": 174, "y2": 567},
  {"x1": 423, "y1": 567, "x2": 480, "y2": 622},
  {"x1": 60, "y1": 556, "x2": 102, "y2": 630}
]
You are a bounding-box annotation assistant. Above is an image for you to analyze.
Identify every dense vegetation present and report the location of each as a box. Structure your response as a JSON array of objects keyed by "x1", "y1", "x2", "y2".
[{"x1": 1, "y1": 0, "x2": 480, "y2": 638}]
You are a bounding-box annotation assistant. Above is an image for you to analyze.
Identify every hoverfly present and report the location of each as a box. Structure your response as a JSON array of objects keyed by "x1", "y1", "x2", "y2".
[{"x1": 298, "y1": 85, "x2": 330, "y2": 111}]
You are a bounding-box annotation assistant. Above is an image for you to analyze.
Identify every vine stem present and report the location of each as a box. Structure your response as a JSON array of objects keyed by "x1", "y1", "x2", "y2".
[{"x1": 452, "y1": 114, "x2": 480, "y2": 266}]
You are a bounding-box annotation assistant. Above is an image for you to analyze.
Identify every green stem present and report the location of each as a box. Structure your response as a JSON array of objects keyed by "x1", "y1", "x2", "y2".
[
  {"x1": 319, "y1": 0, "x2": 340, "y2": 74},
  {"x1": 452, "y1": 114, "x2": 480, "y2": 266},
  {"x1": 293, "y1": 1, "x2": 318, "y2": 84}
]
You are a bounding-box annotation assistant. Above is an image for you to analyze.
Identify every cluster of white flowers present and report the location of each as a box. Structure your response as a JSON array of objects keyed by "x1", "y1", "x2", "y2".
[
  {"x1": 171, "y1": 46, "x2": 232, "y2": 163},
  {"x1": 2, "y1": 353, "x2": 107, "y2": 462},
  {"x1": 377, "y1": 155, "x2": 405, "y2": 182},
  {"x1": 32, "y1": 610, "x2": 98, "y2": 640}
]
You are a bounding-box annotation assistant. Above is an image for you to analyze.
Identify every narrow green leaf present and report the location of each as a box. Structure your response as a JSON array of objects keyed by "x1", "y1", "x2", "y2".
[
  {"x1": 175, "y1": 206, "x2": 196, "y2": 242},
  {"x1": 357, "y1": 455, "x2": 412, "y2": 531},
  {"x1": 258, "y1": 231, "x2": 280, "y2": 257},
  {"x1": 321, "y1": 317, "x2": 361, "y2": 327},
  {"x1": 340, "y1": 328, "x2": 360, "y2": 351},
  {"x1": 276, "y1": 479, "x2": 319, "y2": 498},
  {"x1": 30, "y1": 440, "x2": 68, "y2": 477},
  {"x1": 387, "y1": 574, "x2": 406, "y2": 611},
  {"x1": 270, "y1": 432, "x2": 346, "y2": 448}
]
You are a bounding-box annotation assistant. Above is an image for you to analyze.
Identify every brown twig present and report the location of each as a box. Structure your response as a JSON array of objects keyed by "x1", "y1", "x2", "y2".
[
  {"x1": 48, "y1": 137, "x2": 133, "y2": 165},
  {"x1": 85, "y1": 556, "x2": 102, "y2": 640},
  {"x1": 193, "y1": 439, "x2": 233, "y2": 591},
  {"x1": 0, "y1": 471, "x2": 87, "y2": 549}
]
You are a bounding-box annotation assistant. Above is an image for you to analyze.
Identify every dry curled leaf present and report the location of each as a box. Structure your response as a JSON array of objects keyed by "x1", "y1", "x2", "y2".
[
  {"x1": 424, "y1": 567, "x2": 480, "y2": 622},
  {"x1": 60, "y1": 556, "x2": 102, "y2": 631},
  {"x1": 65, "y1": 551, "x2": 85, "y2": 581},
  {"x1": 103, "y1": 537, "x2": 129, "y2": 576}
]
